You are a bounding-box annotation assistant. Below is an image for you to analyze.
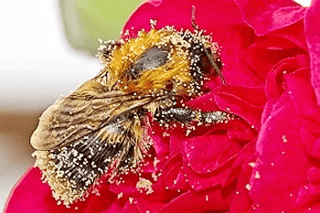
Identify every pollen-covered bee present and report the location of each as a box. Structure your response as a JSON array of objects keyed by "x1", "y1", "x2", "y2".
[{"x1": 30, "y1": 9, "x2": 233, "y2": 205}]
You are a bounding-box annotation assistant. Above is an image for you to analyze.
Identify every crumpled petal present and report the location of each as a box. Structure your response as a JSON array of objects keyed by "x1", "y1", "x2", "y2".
[
  {"x1": 235, "y1": 0, "x2": 306, "y2": 35},
  {"x1": 213, "y1": 85, "x2": 266, "y2": 130},
  {"x1": 250, "y1": 94, "x2": 311, "y2": 212},
  {"x1": 182, "y1": 135, "x2": 239, "y2": 174},
  {"x1": 265, "y1": 54, "x2": 309, "y2": 100},
  {"x1": 158, "y1": 188, "x2": 233, "y2": 213},
  {"x1": 5, "y1": 168, "x2": 87, "y2": 213},
  {"x1": 305, "y1": 0, "x2": 320, "y2": 105}
]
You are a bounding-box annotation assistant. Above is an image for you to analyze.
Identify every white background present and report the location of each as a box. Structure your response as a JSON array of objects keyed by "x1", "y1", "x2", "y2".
[
  {"x1": 0, "y1": 1, "x2": 101, "y2": 113},
  {"x1": 0, "y1": 0, "x2": 100, "y2": 210}
]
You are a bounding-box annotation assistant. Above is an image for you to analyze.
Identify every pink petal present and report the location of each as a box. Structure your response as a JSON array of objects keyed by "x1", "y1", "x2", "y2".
[
  {"x1": 250, "y1": 94, "x2": 311, "y2": 212},
  {"x1": 265, "y1": 55, "x2": 309, "y2": 100},
  {"x1": 182, "y1": 135, "x2": 240, "y2": 174},
  {"x1": 308, "y1": 167, "x2": 320, "y2": 185},
  {"x1": 164, "y1": 163, "x2": 189, "y2": 191},
  {"x1": 229, "y1": 142, "x2": 255, "y2": 212},
  {"x1": 267, "y1": 22, "x2": 308, "y2": 51},
  {"x1": 300, "y1": 127, "x2": 320, "y2": 159},
  {"x1": 82, "y1": 179, "x2": 117, "y2": 213},
  {"x1": 151, "y1": 154, "x2": 190, "y2": 202},
  {"x1": 235, "y1": 0, "x2": 306, "y2": 35},
  {"x1": 185, "y1": 92, "x2": 219, "y2": 111},
  {"x1": 285, "y1": 66, "x2": 320, "y2": 136},
  {"x1": 5, "y1": 168, "x2": 87, "y2": 213},
  {"x1": 108, "y1": 174, "x2": 139, "y2": 196},
  {"x1": 158, "y1": 188, "x2": 233, "y2": 213},
  {"x1": 136, "y1": 198, "x2": 165, "y2": 213},
  {"x1": 285, "y1": 69, "x2": 320, "y2": 160},
  {"x1": 226, "y1": 141, "x2": 256, "y2": 186},
  {"x1": 183, "y1": 159, "x2": 233, "y2": 191},
  {"x1": 305, "y1": 0, "x2": 320, "y2": 105},
  {"x1": 101, "y1": 199, "x2": 139, "y2": 213},
  {"x1": 245, "y1": 36, "x2": 306, "y2": 79},
  {"x1": 214, "y1": 85, "x2": 266, "y2": 129},
  {"x1": 180, "y1": 134, "x2": 240, "y2": 191},
  {"x1": 226, "y1": 120, "x2": 257, "y2": 144},
  {"x1": 169, "y1": 129, "x2": 186, "y2": 156},
  {"x1": 292, "y1": 184, "x2": 320, "y2": 212},
  {"x1": 230, "y1": 188, "x2": 253, "y2": 213}
]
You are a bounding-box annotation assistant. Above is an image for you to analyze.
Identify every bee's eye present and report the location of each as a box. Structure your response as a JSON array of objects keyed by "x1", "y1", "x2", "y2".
[{"x1": 131, "y1": 46, "x2": 168, "y2": 78}]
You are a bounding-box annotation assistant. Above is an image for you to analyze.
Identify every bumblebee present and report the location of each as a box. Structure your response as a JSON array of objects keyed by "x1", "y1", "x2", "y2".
[{"x1": 31, "y1": 11, "x2": 233, "y2": 205}]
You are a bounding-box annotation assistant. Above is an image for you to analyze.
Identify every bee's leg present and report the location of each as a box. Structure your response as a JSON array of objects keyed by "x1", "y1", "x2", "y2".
[
  {"x1": 154, "y1": 107, "x2": 234, "y2": 124},
  {"x1": 199, "y1": 110, "x2": 234, "y2": 124},
  {"x1": 155, "y1": 108, "x2": 196, "y2": 123}
]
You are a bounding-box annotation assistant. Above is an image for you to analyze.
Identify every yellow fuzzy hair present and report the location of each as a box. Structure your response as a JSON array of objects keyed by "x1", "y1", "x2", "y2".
[{"x1": 101, "y1": 28, "x2": 194, "y2": 95}]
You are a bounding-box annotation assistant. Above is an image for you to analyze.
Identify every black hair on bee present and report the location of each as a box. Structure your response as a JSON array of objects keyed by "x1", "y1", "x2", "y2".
[{"x1": 30, "y1": 7, "x2": 233, "y2": 205}]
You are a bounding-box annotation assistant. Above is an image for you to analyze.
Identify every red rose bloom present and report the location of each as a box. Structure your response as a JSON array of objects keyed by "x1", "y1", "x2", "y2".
[{"x1": 5, "y1": 0, "x2": 320, "y2": 212}]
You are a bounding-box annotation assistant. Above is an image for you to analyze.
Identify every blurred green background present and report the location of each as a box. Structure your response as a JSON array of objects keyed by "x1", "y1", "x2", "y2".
[{"x1": 60, "y1": 0, "x2": 143, "y2": 55}]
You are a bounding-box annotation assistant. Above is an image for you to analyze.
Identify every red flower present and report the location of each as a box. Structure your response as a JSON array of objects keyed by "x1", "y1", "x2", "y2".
[{"x1": 5, "y1": 0, "x2": 320, "y2": 212}]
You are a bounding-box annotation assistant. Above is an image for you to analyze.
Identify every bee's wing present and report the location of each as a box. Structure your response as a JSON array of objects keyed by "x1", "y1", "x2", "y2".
[
  {"x1": 30, "y1": 80, "x2": 152, "y2": 151},
  {"x1": 31, "y1": 80, "x2": 154, "y2": 204}
]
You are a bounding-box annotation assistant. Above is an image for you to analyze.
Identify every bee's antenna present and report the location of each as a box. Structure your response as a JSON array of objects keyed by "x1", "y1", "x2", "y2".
[
  {"x1": 191, "y1": 5, "x2": 226, "y2": 85},
  {"x1": 191, "y1": 5, "x2": 200, "y2": 30}
]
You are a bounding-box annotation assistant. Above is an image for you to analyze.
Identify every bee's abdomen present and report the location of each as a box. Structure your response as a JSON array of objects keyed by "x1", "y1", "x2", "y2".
[
  {"x1": 32, "y1": 118, "x2": 139, "y2": 205},
  {"x1": 51, "y1": 136, "x2": 128, "y2": 189}
]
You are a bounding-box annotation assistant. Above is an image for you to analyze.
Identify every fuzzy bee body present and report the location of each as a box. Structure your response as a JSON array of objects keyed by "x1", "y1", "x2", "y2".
[{"x1": 31, "y1": 24, "x2": 233, "y2": 205}]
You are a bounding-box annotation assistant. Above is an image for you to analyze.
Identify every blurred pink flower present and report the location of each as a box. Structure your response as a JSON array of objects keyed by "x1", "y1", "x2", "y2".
[{"x1": 5, "y1": 0, "x2": 320, "y2": 212}]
